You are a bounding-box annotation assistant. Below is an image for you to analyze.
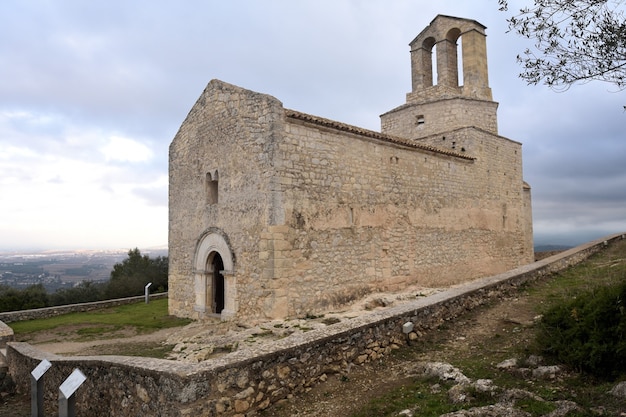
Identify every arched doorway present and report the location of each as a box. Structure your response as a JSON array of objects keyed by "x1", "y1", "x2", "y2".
[
  {"x1": 210, "y1": 252, "x2": 225, "y2": 313},
  {"x1": 193, "y1": 230, "x2": 236, "y2": 319}
]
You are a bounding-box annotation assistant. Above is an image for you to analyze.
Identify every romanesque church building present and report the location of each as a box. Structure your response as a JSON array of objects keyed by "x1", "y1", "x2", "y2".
[{"x1": 168, "y1": 15, "x2": 534, "y2": 321}]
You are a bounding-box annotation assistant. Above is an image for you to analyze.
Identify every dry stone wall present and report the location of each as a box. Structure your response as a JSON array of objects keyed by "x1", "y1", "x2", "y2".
[{"x1": 7, "y1": 233, "x2": 624, "y2": 417}]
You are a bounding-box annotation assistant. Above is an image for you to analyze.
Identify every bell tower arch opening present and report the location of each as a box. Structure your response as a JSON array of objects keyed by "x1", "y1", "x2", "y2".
[
  {"x1": 382, "y1": 15, "x2": 497, "y2": 139},
  {"x1": 412, "y1": 36, "x2": 436, "y2": 91},
  {"x1": 437, "y1": 27, "x2": 461, "y2": 88},
  {"x1": 408, "y1": 15, "x2": 491, "y2": 101},
  {"x1": 193, "y1": 230, "x2": 236, "y2": 319}
]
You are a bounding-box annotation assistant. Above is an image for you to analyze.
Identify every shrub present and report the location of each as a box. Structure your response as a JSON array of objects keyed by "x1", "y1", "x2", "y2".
[
  {"x1": 105, "y1": 248, "x2": 168, "y2": 299},
  {"x1": 48, "y1": 281, "x2": 107, "y2": 306},
  {"x1": 0, "y1": 284, "x2": 48, "y2": 312},
  {"x1": 536, "y1": 275, "x2": 626, "y2": 379}
]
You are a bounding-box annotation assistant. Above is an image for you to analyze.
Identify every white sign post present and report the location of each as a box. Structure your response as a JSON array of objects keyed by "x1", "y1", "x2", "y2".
[
  {"x1": 31, "y1": 359, "x2": 51, "y2": 417},
  {"x1": 58, "y1": 369, "x2": 86, "y2": 417},
  {"x1": 145, "y1": 282, "x2": 152, "y2": 304}
]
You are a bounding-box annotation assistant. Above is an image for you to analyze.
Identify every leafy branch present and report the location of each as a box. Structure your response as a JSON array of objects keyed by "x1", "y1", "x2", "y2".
[{"x1": 498, "y1": 0, "x2": 626, "y2": 91}]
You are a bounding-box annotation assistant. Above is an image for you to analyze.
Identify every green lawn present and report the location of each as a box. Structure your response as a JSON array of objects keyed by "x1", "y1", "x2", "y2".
[{"x1": 11, "y1": 298, "x2": 191, "y2": 338}]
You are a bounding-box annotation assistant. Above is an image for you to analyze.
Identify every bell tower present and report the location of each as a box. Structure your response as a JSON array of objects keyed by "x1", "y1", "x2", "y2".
[{"x1": 381, "y1": 15, "x2": 498, "y2": 139}]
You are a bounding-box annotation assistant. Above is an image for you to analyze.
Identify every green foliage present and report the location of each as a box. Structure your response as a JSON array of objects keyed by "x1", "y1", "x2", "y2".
[
  {"x1": 105, "y1": 248, "x2": 168, "y2": 299},
  {"x1": 48, "y1": 281, "x2": 106, "y2": 305},
  {"x1": 536, "y1": 274, "x2": 626, "y2": 379},
  {"x1": 0, "y1": 284, "x2": 48, "y2": 312},
  {"x1": 0, "y1": 248, "x2": 167, "y2": 312},
  {"x1": 11, "y1": 298, "x2": 188, "y2": 336},
  {"x1": 350, "y1": 376, "x2": 498, "y2": 417},
  {"x1": 515, "y1": 398, "x2": 556, "y2": 415},
  {"x1": 499, "y1": 0, "x2": 626, "y2": 90}
]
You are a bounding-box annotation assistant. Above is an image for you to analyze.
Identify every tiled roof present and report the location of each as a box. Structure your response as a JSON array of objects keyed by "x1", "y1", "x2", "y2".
[{"x1": 285, "y1": 109, "x2": 475, "y2": 161}]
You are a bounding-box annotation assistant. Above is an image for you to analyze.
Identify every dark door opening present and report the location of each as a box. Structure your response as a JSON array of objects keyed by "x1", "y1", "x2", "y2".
[{"x1": 212, "y1": 253, "x2": 225, "y2": 314}]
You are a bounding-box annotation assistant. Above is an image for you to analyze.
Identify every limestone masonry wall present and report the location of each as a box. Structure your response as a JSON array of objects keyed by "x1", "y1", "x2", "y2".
[
  {"x1": 7, "y1": 233, "x2": 624, "y2": 417},
  {"x1": 268, "y1": 115, "x2": 529, "y2": 317},
  {"x1": 380, "y1": 98, "x2": 499, "y2": 139},
  {"x1": 168, "y1": 78, "x2": 533, "y2": 321},
  {"x1": 168, "y1": 81, "x2": 285, "y2": 320}
]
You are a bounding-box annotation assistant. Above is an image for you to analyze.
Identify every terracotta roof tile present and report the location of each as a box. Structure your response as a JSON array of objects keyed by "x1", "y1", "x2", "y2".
[{"x1": 285, "y1": 109, "x2": 474, "y2": 161}]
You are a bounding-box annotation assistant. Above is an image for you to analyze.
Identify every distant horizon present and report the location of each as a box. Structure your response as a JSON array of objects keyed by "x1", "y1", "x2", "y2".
[{"x1": 0, "y1": 244, "x2": 168, "y2": 255}]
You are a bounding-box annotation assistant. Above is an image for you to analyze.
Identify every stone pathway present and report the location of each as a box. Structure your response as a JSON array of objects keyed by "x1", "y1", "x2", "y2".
[{"x1": 32, "y1": 284, "x2": 444, "y2": 360}]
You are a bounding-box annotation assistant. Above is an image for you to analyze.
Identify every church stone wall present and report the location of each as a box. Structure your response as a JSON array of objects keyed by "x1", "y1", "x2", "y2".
[
  {"x1": 380, "y1": 97, "x2": 499, "y2": 139},
  {"x1": 168, "y1": 81, "x2": 285, "y2": 320},
  {"x1": 421, "y1": 127, "x2": 533, "y2": 260},
  {"x1": 266, "y1": 116, "x2": 530, "y2": 317},
  {"x1": 168, "y1": 15, "x2": 534, "y2": 321}
]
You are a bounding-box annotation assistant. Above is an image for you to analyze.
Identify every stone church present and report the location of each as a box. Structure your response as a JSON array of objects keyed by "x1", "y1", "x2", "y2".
[{"x1": 168, "y1": 15, "x2": 534, "y2": 321}]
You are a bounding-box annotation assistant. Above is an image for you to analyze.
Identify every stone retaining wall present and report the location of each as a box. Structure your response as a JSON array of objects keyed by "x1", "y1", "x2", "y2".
[
  {"x1": 0, "y1": 292, "x2": 168, "y2": 324},
  {"x1": 6, "y1": 233, "x2": 625, "y2": 416},
  {"x1": 0, "y1": 320, "x2": 14, "y2": 348}
]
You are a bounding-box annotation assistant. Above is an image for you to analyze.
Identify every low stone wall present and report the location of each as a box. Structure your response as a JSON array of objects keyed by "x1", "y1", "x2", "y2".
[
  {"x1": 0, "y1": 320, "x2": 14, "y2": 348},
  {"x1": 6, "y1": 233, "x2": 625, "y2": 417},
  {"x1": 0, "y1": 292, "x2": 168, "y2": 324}
]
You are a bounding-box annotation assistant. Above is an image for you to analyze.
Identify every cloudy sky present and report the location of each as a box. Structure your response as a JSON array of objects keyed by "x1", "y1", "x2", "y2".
[{"x1": 1, "y1": 1, "x2": 624, "y2": 251}]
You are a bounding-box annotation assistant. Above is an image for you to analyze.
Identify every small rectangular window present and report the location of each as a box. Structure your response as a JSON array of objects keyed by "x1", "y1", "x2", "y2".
[
  {"x1": 416, "y1": 115, "x2": 425, "y2": 125},
  {"x1": 206, "y1": 171, "x2": 218, "y2": 204}
]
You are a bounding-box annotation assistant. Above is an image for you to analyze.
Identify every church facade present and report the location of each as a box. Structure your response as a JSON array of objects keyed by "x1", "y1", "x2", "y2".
[{"x1": 168, "y1": 15, "x2": 534, "y2": 320}]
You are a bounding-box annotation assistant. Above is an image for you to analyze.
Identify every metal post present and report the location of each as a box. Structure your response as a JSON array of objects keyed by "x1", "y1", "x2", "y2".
[
  {"x1": 58, "y1": 395, "x2": 74, "y2": 417},
  {"x1": 58, "y1": 369, "x2": 86, "y2": 417},
  {"x1": 145, "y1": 282, "x2": 152, "y2": 304},
  {"x1": 31, "y1": 359, "x2": 51, "y2": 417}
]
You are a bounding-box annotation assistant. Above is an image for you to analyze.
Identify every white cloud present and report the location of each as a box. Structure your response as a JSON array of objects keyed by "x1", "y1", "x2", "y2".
[
  {"x1": 0, "y1": 143, "x2": 38, "y2": 160},
  {"x1": 100, "y1": 135, "x2": 154, "y2": 163},
  {"x1": 0, "y1": 109, "x2": 166, "y2": 249}
]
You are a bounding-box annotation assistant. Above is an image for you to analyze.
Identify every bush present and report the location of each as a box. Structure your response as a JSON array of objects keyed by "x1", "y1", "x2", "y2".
[
  {"x1": 536, "y1": 275, "x2": 626, "y2": 379},
  {"x1": 48, "y1": 281, "x2": 107, "y2": 306},
  {"x1": 0, "y1": 284, "x2": 48, "y2": 312},
  {"x1": 105, "y1": 248, "x2": 168, "y2": 299},
  {"x1": 0, "y1": 249, "x2": 167, "y2": 312}
]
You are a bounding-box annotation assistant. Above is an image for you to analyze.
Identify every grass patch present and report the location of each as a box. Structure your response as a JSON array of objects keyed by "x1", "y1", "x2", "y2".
[
  {"x1": 11, "y1": 298, "x2": 191, "y2": 340},
  {"x1": 516, "y1": 398, "x2": 556, "y2": 415},
  {"x1": 91, "y1": 342, "x2": 177, "y2": 359},
  {"x1": 350, "y1": 378, "x2": 482, "y2": 417}
]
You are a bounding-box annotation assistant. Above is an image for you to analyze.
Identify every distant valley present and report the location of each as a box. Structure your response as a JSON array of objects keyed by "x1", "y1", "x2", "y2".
[{"x1": 0, "y1": 248, "x2": 168, "y2": 292}]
